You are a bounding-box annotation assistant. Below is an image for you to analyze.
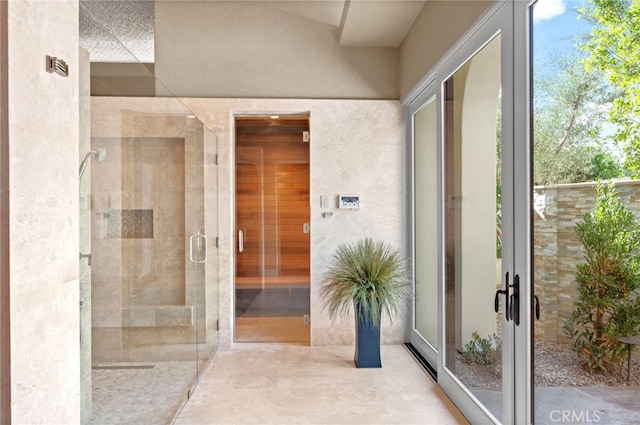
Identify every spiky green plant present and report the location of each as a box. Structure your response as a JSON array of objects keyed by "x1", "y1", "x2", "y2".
[{"x1": 321, "y1": 238, "x2": 409, "y2": 328}]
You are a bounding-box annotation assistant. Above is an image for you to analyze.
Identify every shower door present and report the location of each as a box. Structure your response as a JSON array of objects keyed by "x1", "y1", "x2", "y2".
[{"x1": 88, "y1": 107, "x2": 218, "y2": 424}]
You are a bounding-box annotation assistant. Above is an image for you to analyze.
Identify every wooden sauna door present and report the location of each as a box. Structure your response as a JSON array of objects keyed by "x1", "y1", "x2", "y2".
[{"x1": 234, "y1": 116, "x2": 310, "y2": 343}]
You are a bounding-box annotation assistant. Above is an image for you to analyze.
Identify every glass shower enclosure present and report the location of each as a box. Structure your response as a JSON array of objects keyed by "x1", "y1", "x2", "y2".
[{"x1": 79, "y1": 4, "x2": 220, "y2": 424}]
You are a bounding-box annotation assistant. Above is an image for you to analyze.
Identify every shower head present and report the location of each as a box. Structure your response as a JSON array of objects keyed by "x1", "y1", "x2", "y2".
[
  {"x1": 94, "y1": 147, "x2": 107, "y2": 163},
  {"x1": 79, "y1": 147, "x2": 107, "y2": 181}
]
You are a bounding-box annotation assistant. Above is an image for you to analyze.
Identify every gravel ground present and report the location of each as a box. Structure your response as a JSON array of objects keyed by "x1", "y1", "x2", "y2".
[
  {"x1": 534, "y1": 339, "x2": 640, "y2": 387},
  {"x1": 456, "y1": 339, "x2": 640, "y2": 390}
]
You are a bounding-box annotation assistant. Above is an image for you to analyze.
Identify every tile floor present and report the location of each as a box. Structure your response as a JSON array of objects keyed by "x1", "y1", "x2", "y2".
[
  {"x1": 173, "y1": 344, "x2": 468, "y2": 425},
  {"x1": 91, "y1": 361, "x2": 196, "y2": 425}
]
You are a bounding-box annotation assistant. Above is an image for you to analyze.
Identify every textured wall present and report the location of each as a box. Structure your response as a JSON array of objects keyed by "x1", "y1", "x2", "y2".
[
  {"x1": 8, "y1": 0, "x2": 80, "y2": 422},
  {"x1": 534, "y1": 180, "x2": 640, "y2": 346},
  {"x1": 92, "y1": 97, "x2": 405, "y2": 349},
  {"x1": 154, "y1": 1, "x2": 399, "y2": 99},
  {"x1": 399, "y1": 0, "x2": 495, "y2": 100},
  {"x1": 181, "y1": 97, "x2": 405, "y2": 347}
]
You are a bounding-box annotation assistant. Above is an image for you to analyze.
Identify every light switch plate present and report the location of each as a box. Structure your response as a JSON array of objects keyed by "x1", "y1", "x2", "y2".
[{"x1": 320, "y1": 195, "x2": 328, "y2": 208}]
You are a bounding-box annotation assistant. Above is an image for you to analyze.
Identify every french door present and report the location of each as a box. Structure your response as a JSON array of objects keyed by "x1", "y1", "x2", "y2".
[{"x1": 406, "y1": 1, "x2": 532, "y2": 423}]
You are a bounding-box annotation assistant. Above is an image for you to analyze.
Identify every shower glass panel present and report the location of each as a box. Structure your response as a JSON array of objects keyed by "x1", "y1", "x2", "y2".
[{"x1": 79, "y1": 4, "x2": 219, "y2": 424}]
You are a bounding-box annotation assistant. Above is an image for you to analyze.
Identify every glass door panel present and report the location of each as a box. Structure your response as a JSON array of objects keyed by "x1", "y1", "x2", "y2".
[
  {"x1": 406, "y1": 2, "x2": 533, "y2": 423},
  {"x1": 434, "y1": 2, "x2": 526, "y2": 418},
  {"x1": 88, "y1": 106, "x2": 212, "y2": 424},
  {"x1": 531, "y1": 1, "x2": 640, "y2": 423},
  {"x1": 443, "y1": 33, "x2": 504, "y2": 422},
  {"x1": 81, "y1": 5, "x2": 219, "y2": 423},
  {"x1": 197, "y1": 128, "x2": 219, "y2": 377},
  {"x1": 234, "y1": 116, "x2": 310, "y2": 343},
  {"x1": 235, "y1": 146, "x2": 265, "y2": 282},
  {"x1": 411, "y1": 97, "x2": 439, "y2": 366}
]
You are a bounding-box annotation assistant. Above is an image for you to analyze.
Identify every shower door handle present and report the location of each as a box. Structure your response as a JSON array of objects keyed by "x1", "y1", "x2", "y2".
[
  {"x1": 238, "y1": 230, "x2": 244, "y2": 253},
  {"x1": 198, "y1": 234, "x2": 208, "y2": 263},
  {"x1": 189, "y1": 233, "x2": 208, "y2": 264}
]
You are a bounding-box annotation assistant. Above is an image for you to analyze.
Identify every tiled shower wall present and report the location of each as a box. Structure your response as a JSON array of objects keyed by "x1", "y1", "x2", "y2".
[{"x1": 90, "y1": 109, "x2": 207, "y2": 362}]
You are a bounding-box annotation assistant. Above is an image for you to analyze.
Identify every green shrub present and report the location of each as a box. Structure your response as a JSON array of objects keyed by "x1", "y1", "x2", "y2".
[
  {"x1": 564, "y1": 182, "x2": 640, "y2": 373},
  {"x1": 462, "y1": 332, "x2": 502, "y2": 366}
]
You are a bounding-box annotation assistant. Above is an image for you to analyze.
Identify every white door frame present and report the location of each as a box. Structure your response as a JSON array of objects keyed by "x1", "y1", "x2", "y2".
[{"x1": 403, "y1": 1, "x2": 533, "y2": 423}]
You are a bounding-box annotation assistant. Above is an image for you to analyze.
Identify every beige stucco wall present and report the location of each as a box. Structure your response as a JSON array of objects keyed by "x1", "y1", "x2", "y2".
[
  {"x1": 154, "y1": 1, "x2": 399, "y2": 99},
  {"x1": 8, "y1": 0, "x2": 80, "y2": 422},
  {"x1": 457, "y1": 35, "x2": 501, "y2": 347},
  {"x1": 399, "y1": 0, "x2": 495, "y2": 100}
]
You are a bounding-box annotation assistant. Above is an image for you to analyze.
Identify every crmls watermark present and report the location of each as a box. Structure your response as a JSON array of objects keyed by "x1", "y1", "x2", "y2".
[{"x1": 549, "y1": 410, "x2": 602, "y2": 423}]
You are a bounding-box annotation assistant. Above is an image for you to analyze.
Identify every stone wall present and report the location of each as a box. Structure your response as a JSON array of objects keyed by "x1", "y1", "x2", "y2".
[{"x1": 534, "y1": 179, "x2": 640, "y2": 341}]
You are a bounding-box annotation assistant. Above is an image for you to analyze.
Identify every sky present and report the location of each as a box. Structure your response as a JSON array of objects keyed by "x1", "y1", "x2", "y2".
[
  {"x1": 532, "y1": 0, "x2": 592, "y2": 75},
  {"x1": 531, "y1": 0, "x2": 623, "y2": 159}
]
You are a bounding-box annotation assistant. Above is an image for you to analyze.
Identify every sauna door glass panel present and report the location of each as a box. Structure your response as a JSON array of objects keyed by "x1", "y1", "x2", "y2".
[{"x1": 234, "y1": 116, "x2": 311, "y2": 343}]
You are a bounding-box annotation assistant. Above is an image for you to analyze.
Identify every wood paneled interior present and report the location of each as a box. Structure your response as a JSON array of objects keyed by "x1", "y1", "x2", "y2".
[
  {"x1": 235, "y1": 116, "x2": 310, "y2": 283},
  {"x1": 235, "y1": 317, "x2": 310, "y2": 343},
  {"x1": 276, "y1": 162, "x2": 309, "y2": 276}
]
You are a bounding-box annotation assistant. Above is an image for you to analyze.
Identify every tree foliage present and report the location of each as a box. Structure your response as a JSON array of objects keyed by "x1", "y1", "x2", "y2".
[
  {"x1": 564, "y1": 182, "x2": 640, "y2": 373},
  {"x1": 534, "y1": 54, "x2": 624, "y2": 185},
  {"x1": 580, "y1": 0, "x2": 640, "y2": 175}
]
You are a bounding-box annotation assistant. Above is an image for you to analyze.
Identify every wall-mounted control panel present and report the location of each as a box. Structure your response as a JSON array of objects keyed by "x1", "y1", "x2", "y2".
[
  {"x1": 320, "y1": 195, "x2": 329, "y2": 209},
  {"x1": 338, "y1": 194, "x2": 360, "y2": 209}
]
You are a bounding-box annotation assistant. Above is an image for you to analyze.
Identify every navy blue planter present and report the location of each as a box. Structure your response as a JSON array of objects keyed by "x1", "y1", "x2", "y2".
[{"x1": 354, "y1": 304, "x2": 382, "y2": 368}]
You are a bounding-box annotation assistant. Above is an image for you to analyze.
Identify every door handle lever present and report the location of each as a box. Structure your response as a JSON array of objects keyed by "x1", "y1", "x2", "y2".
[
  {"x1": 533, "y1": 295, "x2": 540, "y2": 320},
  {"x1": 238, "y1": 229, "x2": 244, "y2": 253},
  {"x1": 494, "y1": 289, "x2": 508, "y2": 314},
  {"x1": 494, "y1": 272, "x2": 511, "y2": 321},
  {"x1": 510, "y1": 274, "x2": 520, "y2": 326}
]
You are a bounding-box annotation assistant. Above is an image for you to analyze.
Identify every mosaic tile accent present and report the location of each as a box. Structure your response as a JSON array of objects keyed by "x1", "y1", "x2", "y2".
[{"x1": 107, "y1": 209, "x2": 154, "y2": 239}]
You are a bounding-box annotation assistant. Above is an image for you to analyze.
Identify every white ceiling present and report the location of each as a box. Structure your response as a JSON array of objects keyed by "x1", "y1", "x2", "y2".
[
  {"x1": 80, "y1": 0, "x2": 427, "y2": 62},
  {"x1": 80, "y1": 0, "x2": 156, "y2": 62}
]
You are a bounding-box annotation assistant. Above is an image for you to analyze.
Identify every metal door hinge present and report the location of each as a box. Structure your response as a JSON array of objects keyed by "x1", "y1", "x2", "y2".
[
  {"x1": 302, "y1": 131, "x2": 310, "y2": 143},
  {"x1": 214, "y1": 154, "x2": 219, "y2": 165},
  {"x1": 216, "y1": 319, "x2": 220, "y2": 331},
  {"x1": 215, "y1": 236, "x2": 219, "y2": 248}
]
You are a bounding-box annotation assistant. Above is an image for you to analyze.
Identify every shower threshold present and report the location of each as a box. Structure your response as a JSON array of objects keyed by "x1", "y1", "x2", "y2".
[{"x1": 92, "y1": 364, "x2": 155, "y2": 370}]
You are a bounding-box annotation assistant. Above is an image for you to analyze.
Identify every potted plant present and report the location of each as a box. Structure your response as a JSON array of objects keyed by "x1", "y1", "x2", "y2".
[{"x1": 321, "y1": 238, "x2": 410, "y2": 368}]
